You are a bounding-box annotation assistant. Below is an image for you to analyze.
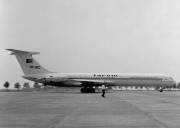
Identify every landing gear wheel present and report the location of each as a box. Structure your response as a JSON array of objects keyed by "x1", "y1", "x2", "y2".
[
  {"x1": 159, "y1": 89, "x2": 163, "y2": 92},
  {"x1": 80, "y1": 88, "x2": 95, "y2": 93},
  {"x1": 81, "y1": 88, "x2": 89, "y2": 93},
  {"x1": 85, "y1": 88, "x2": 90, "y2": 93},
  {"x1": 90, "y1": 88, "x2": 95, "y2": 93},
  {"x1": 81, "y1": 88, "x2": 85, "y2": 93}
]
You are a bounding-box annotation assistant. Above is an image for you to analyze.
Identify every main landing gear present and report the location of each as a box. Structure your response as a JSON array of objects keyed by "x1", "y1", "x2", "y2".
[
  {"x1": 159, "y1": 88, "x2": 164, "y2": 92},
  {"x1": 156, "y1": 87, "x2": 164, "y2": 92},
  {"x1": 81, "y1": 87, "x2": 95, "y2": 93}
]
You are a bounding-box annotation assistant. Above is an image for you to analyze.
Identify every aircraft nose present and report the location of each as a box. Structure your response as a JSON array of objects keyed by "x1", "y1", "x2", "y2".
[{"x1": 173, "y1": 80, "x2": 177, "y2": 86}]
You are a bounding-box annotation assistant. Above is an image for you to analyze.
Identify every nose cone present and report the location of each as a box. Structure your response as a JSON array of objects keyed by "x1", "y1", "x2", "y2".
[{"x1": 173, "y1": 80, "x2": 177, "y2": 86}]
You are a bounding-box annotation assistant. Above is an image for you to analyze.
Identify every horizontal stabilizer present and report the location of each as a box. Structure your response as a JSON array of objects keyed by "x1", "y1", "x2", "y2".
[{"x1": 6, "y1": 49, "x2": 39, "y2": 55}]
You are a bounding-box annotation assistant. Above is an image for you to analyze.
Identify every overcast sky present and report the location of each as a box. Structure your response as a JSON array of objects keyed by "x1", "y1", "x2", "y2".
[{"x1": 1, "y1": 0, "x2": 180, "y2": 89}]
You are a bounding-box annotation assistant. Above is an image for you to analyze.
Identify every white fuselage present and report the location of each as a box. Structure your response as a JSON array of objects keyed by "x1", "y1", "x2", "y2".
[{"x1": 23, "y1": 73, "x2": 176, "y2": 88}]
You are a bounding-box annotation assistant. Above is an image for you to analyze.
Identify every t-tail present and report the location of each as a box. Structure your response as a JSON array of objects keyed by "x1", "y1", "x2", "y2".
[{"x1": 6, "y1": 49, "x2": 54, "y2": 76}]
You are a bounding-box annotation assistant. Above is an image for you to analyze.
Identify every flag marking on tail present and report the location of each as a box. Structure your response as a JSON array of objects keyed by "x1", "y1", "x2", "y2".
[{"x1": 26, "y1": 59, "x2": 33, "y2": 63}]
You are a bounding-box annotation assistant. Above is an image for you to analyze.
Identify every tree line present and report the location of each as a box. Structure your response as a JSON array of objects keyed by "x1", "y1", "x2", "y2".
[{"x1": 3, "y1": 81, "x2": 41, "y2": 90}]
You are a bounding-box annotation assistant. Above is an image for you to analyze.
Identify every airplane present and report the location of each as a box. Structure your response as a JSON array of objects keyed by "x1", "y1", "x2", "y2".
[{"x1": 6, "y1": 49, "x2": 176, "y2": 93}]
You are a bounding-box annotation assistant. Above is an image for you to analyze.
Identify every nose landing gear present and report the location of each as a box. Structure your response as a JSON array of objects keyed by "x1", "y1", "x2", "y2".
[
  {"x1": 159, "y1": 88, "x2": 163, "y2": 92},
  {"x1": 157, "y1": 87, "x2": 164, "y2": 92}
]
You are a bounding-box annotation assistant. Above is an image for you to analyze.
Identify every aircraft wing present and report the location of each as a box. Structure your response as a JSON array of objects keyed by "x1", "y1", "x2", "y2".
[
  {"x1": 26, "y1": 76, "x2": 115, "y2": 86},
  {"x1": 71, "y1": 79, "x2": 114, "y2": 86}
]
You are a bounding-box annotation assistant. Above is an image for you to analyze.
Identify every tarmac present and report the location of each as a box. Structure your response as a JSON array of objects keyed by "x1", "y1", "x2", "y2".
[{"x1": 0, "y1": 90, "x2": 180, "y2": 128}]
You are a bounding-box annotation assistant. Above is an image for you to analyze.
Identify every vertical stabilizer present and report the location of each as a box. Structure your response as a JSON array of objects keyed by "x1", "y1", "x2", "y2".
[{"x1": 6, "y1": 49, "x2": 54, "y2": 75}]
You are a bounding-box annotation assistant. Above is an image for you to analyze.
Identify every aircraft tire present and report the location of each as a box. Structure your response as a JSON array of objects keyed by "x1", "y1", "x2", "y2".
[
  {"x1": 159, "y1": 89, "x2": 163, "y2": 92},
  {"x1": 81, "y1": 88, "x2": 85, "y2": 93},
  {"x1": 91, "y1": 88, "x2": 95, "y2": 93},
  {"x1": 81, "y1": 88, "x2": 95, "y2": 93},
  {"x1": 85, "y1": 88, "x2": 90, "y2": 93},
  {"x1": 81, "y1": 88, "x2": 89, "y2": 93}
]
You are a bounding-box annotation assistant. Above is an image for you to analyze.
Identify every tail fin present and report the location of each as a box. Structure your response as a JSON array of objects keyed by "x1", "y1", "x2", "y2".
[{"x1": 6, "y1": 49, "x2": 54, "y2": 75}]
